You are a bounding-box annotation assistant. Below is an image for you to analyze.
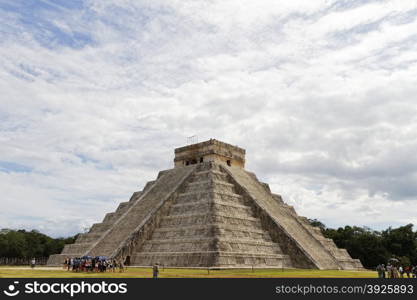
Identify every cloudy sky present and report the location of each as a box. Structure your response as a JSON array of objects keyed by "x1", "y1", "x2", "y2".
[{"x1": 1, "y1": 0, "x2": 417, "y2": 237}]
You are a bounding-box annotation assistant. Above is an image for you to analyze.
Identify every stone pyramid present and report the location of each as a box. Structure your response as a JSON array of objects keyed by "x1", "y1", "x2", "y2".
[{"x1": 48, "y1": 139, "x2": 363, "y2": 269}]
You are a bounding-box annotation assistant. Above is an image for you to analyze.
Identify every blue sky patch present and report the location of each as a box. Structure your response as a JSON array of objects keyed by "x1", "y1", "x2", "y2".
[
  {"x1": 0, "y1": 161, "x2": 33, "y2": 173},
  {"x1": 0, "y1": 0, "x2": 93, "y2": 49}
]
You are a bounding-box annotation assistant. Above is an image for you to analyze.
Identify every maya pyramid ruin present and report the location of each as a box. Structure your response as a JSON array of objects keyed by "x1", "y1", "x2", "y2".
[{"x1": 48, "y1": 139, "x2": 363, "y2": 269}]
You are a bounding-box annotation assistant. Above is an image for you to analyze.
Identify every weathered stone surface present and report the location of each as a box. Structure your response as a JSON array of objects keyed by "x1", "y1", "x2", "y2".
[
  {"x1": 48, "y1": 139, "x2": 363, "y2": 270},
  {"x1": 174, "y1": 139, "x2": 246, "y2": 168},
  {"x1": 221, "y1": 165, "x2": 362, "y2": 270}
]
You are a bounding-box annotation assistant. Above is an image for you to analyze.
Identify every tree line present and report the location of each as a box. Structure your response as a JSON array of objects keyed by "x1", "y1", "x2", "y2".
[
  {"x1": 309, "y1": 220, "x2": 417, "y2": 268},
  {"x1": 0, "y1": 229, "x2": 78, "y2": 259},
  {"x1": 1, "y1": 223, "x2": 416, "y2": 269}
]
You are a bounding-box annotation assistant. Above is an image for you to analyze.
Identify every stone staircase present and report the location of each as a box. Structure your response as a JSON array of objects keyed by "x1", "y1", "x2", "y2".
[
  {"x1": 223, "y1": 165, "x2": 364, "y2": 269},
  {"x1": 47, "y1": 176, "x2": 159, "y2": 265},
  {"x1": 131, "y1": 163, "x2": 290, "y2": 267},
  {"x1": 223, "y1": 165, "x2": 350, "y2": 270},
  {"x1": 296, "y1": 216, "x2": 363, "y2": 269},
  {"x1": 47, "y1": 188, "x2": 148, "y2": 265},
  {"x1": 83, "y1": 166, "x2": 196, "y2": 258}
]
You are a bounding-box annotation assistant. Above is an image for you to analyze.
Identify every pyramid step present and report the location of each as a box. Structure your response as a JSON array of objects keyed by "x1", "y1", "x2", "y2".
[
  {"x1": 89, "y1": 223, "x2": 112, "y2": 233},
  {"x1": 184, "y1": 180, "x2": 235, "y2": 194},
  {"x1": 310, "y1": 227, "x2": 322, "y2": 235},
  {"x1": 92, "y1": 242, "x2": 122, "y2": 256},
  {"x1": 75, "y1": 233, "x2": 103, "y2": 243},
  {"x1": 74, "y1": 233, "x2": 87, "y2": 243},
  {"x1": 187, "y1": 179, "x2": 233, "y2": 187},
  {"x1": 154, "y1": 224, "x2": 267, "y2": 234},
  {"x1": 61, "y1": 243, "x2": 92, "y2": 255},
  {"x1": 143, "y1": 180, "x2": 156, "y2": 192},
  {"x1": 162, "y1": 212, "x2": 257, "y2": 221},
  {"x1": 216, "y1": 228, "x2": 272, "y2": 241},
  {"x1": 140, "y1": 239, "x2": 212, "y2": 252},
  {"x1": 102, "y1": 212, "x2": 119, "y2": 223},
  {"x1": 337, "y1": 248, "x2": 349, "y2": 256},
  {"x1": 338, "y1": 258, "x2": 363, "y2": 270},
  {"x1": 159, "y1": 213, "x2": 262, "y2": 229},
  {"x1": 149, "y1": 225, "x2": 273, "y2": 239},
  {"x1": 215, "y1": 252, "x2": 288, "y2": 267},
  {"x1": 147, "y1": 237, "x2": 278, "y2": 247},
  {"x1": 131, "y1": 251, "x2": 288, "y2": 267},
  {"x1": 116, "y1": 201, "x2": 130, "y2": 212},
  {"x1": 169, "y1": 201, "x2": 253, "y2": 216},
  {"x1": 159, "y1": 215, "x2": 263, "y2": 229},
  {"x1": 47, "y1": 254, "x2": 77, "y2": 266},
  {"x1": 141, "y1": 237, "x2": 280, "y2": 251},
  {"x1": 152, "y1": 224, "x2": 273, "y2": 242},
  {"x1": 140, "y1": 237, "x2": 282, "y2": 253},
  {"x1": 176, "y1": 191, "x2": 246, "y2": 206},
  {"x1": 193, "y1": 169, "x2": 224, "y2": 175},
  {"x1": 331, "y1": 248, "x2": 351, "y2": 259},
  {"x1": 101, "y1": 201, "x2": 136, "y2": 224},
  {"x1": 191, "y1": 170, "x2": 228, "y2": 182},
  {"x1": 172, "y1": 200, "x2": 250, "y2": 210},
  {"x1": 298, "y1": 216, "x2": 309, "y2": 224},
  {"x1": 178, "y1": 191, "x2": 243, "y2": 199},
  {"x1": 134, "y1": 251, "x2": 285, "y2": 257},
  {"x1": 129, "y1": 191, "x2": 143, "y2": 202},
  {"x1": 272, "y1": 193, "x2": 284, "y2": 204}
]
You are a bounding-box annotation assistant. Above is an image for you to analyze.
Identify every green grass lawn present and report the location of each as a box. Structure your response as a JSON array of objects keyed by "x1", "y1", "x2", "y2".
[{"x1": 0, "y1": 266, "x2": 376, "y2": 278}]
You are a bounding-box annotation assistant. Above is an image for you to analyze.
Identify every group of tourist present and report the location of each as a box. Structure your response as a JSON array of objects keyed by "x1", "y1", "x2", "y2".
[
  {"x1": 63, "y1": 257, "x2": 125, "y2": 273},
  {"x1": 376, "y1": 263, "x2": 417, "y2": 278}
]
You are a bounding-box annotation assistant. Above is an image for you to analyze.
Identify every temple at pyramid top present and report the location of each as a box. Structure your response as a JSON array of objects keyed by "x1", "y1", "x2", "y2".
[{"x1": 174, "y1": 139, "x2": 246, "y2": 168}]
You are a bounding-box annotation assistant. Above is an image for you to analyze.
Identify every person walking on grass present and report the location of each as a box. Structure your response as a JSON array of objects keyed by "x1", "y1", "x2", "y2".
[
  {"x1": 30, "y1": 258, "x2": 36, "y2": 269},
  {"x1": 386, "y1": 264, "x2": 392, "y2": 278},
  {"x1": 112, "y1": 260, "x2": 117, "y2": 272},
  {"x1": 376, "y1": 264, "x2": 385, "y2": 278},
  {"x1": 153, "y1": 263, "x2": 159, "y2": 279},
  {"x1": 119, "y1": 261, "x2": 125, "y2": 273},
  {"x1": 399, "y1": 266, "x2": 404, "y2": 278},
  {"x1": 392, "y1": 266, "x2": 399, "y2": 278}
]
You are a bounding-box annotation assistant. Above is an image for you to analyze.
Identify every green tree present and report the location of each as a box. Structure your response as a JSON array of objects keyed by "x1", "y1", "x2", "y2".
[
  {"x1": 309, "y1": 222, "x2": 417, "y2": 268},
  {"x1": 382, "y1": 224, "x2": 417, "y2": 265},
  {"x1": 0, "y1": 229, "x2": 78, "y2": 258}
]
